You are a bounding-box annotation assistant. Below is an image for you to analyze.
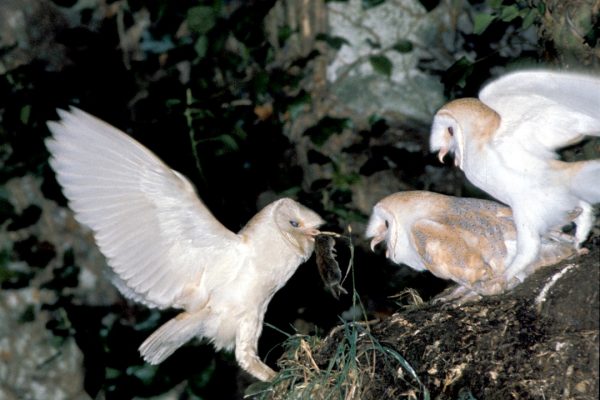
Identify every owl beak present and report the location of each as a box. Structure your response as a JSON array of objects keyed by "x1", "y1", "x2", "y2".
[
  {"x1": 301, "y1": 226, "x2": 321, "y2": 237},
  {"x1": 370, "y1": 235, "x2": 384, "y2": 251},
  {"x1": 437, "y1": 147, "x2": 448, "y2": 164}
]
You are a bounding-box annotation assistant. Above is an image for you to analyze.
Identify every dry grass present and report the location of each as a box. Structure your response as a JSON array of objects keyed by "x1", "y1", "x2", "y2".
[
  {"x1": 247, "y1": 317, "x2": 430, "y2": 400},
  {"x1": 247, "y1": 230, "x2": 430, "y2": 400}
]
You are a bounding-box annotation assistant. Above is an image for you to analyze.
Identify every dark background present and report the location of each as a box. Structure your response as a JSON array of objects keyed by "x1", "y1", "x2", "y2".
[{"x1": 0, "y1": 0, "x2": 597, "y2": 398}]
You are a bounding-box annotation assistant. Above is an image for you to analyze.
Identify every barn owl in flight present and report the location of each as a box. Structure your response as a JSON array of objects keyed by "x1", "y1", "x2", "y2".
[
  {"x1": 46, "y1": 108, "x2": 324, "y2": 381},
  {"x1": 366, "y1": 191, "x2": 576, "y2": 300},
  {"x1": 430, "y1": 69, "x2": 600, "y2": 284}
]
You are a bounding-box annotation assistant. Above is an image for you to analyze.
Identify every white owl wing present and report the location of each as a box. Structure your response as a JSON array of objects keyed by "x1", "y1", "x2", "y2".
[
  {"x1": 46, "y1": 107, "x2": 242, "y2": 309},
  {"x1": 479, "y1": 70, "x2": 600, "y2": 158}
]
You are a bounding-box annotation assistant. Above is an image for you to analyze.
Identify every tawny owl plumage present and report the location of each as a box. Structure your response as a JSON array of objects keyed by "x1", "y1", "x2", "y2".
[
  {"x1": 46, "y1": 108, "x2": 324, "y2": 381},
  {"x1": 366, "y1": 191, "x2": 576, "y2": 300},
  {"x1": 430, "y1": 70, "x2": 599, "y2": 284}
]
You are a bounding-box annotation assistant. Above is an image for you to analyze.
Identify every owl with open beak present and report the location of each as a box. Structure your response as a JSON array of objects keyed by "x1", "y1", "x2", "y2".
[
  {"x1": 366, "y1": 191, "x2": 576, "y2": 300},
  {"x1": 46, "y1": 107, "x2": 324, "y2": 381},
  {"x1": 430, "y1": 69, "x2": 599, "y2": 285}
]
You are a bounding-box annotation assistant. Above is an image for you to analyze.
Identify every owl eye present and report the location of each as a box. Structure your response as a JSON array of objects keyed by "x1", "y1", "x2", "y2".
[
  {"x1": 289, "y1": 220, "x2": 299, "y2": 228},
  {"x1": 385, "y1": 220, "x2": 389, "y2": 228},
  {"x1": 447, "y1": 126, "x2": 454, "y2": 136}
]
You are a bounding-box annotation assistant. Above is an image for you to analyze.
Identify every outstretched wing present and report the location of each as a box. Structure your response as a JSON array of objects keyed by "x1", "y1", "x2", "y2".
[
  {"x1": 46, "y1": 108, "x2": 242, "y2": 309},
  {"x1": 479, "y1": 70, "x2": 600, "y2": 158}
]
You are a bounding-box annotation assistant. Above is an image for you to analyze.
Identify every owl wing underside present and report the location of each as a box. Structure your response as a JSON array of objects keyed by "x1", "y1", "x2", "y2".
[
  {"x1": 411, "y1": 219, "x2": 494, "y2": 288},
  {"x1": 479, "y1": 70, "x2": 600, "y2": 157},
  {"x1": 46, "y1": 108, "x2": 243, "y2": 309}
]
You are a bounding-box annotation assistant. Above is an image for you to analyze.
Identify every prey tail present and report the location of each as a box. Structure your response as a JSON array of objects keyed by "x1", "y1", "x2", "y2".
[
  {"x1": 569, "y1": 160, "x2": 600, "y2": 204},
  {"x1": 139, "y1": 311, "x2": 205, "y2": 364}
]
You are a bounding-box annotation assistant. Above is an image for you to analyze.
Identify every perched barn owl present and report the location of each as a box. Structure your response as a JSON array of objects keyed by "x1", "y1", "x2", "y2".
[
  {"x1": 46, "y1": 108, "x2": 324, "y2": 381},
  {"x1": 430, "y1": 69, "x2": 600, "y2": 284},
  {"x1": 366, "y1": 191, "x2": 576, "y2": 299}
]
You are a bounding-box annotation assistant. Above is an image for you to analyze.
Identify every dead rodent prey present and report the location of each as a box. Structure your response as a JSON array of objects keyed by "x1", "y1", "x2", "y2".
[{"x1": 314, "y1": 231, "x2": 352, "y2": 299}]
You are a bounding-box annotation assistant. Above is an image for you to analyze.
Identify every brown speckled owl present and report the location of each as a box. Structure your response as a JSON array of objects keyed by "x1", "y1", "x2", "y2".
[{"x1": 366, "y1": 191, "x2": 577, "y2": 300}]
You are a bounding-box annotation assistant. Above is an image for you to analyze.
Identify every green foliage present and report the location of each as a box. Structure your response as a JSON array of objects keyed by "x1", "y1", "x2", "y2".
[
  {"x1": 472, "y1": 1, "x2": 541, "y2": 35},
  {"x1": 392, "y1": 39, "x2": 414, "y2": 53},
  {"x1": 20, "y1": 104, "x2": 31, "y2": 125},
  {"x1": 473, "y1": 13, "x2": 495, "y2": 35},
  {"x1": 1, "y1": 0, "x2": 590, "y2": 398},
  {"x1": 187, "y1": 6, "x2": 218, "y2": 35},
  {"x1": 445, "y1": 56, "x2": 475, "y2": 90},
  {"x1": 316, "y1": 33, "x2": 351, "y2": 50},
  {"x1": 193, "y1": 35, "x2": 209, "y2": 59},
  {"x1": 369, "y1": 55, "x2": 393, "y2": 77},
  {"x1": 255, "y1": 240, "x2": 430, "y2": 400},
  {"x1": 428, "y1": 0, "x2": 546, "y2": 98},
  {"x1": 287, "y1": 92, "x2": 312, "y2": 120},
  {"x1": 1, "y1": 0, "x2": 349, "y2": 397},
  {"x1": 304, "y1": 116, "x2": 352, "y2": 147}
]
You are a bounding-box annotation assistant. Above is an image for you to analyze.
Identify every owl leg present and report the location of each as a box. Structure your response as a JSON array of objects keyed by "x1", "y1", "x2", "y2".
[
  {"x1": 235, "y1": 314, "x2": 276, "y2": 381},
  {"x1": 505, "y1": 223, "x2": 541, "y2": 283},
  {"x1": 573, "y1": 202, "x2": 594, "y2": 248}
]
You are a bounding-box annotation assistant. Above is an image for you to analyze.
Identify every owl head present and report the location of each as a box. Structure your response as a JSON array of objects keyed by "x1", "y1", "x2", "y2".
[
  {"x1": 272, "y1": 198, "x2": 324, "y2": 257},
  {"x1": 430, "y1": 98, "x2": 500, "y2": 170},
  {"x1": 365, "y1": 202, "x2": 397, "y2": 260}
]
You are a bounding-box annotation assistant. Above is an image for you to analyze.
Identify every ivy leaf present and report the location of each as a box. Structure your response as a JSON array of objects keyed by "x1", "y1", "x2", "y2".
[
  {"x1": 366, "y1": 38, "x2": 381, "y2": 49},
  {"x1": 287, "y1": 92, "x2": 312, "y2": 121},
  {"x1": 194, "y1": 35, "x2": 208, "y2": 59},
  {"x1": 126, "y1": 365, "x2": 157, "y2": 385},
  {"x1": 20, "y1": 105, "x2": 31, "y2": 125},
  {"x1": 392, "y1": 40, "x2": 413, "y2": 53},
  {"x1": 316, "y1": 33, "x2": 350, "y2": 50},
  {"x1": 369, "y1": 55, "x2": 393, "y2": 77},
  {"x1": 214, "y1": 135, "x2": 239, "y2": 155},
  {"x1": 278, "y1": 25, "x2": 293, "y2": 44},
  {"x1": 473, "y1": 13, "x2": 495, "y2": 35},
  {"x1": 521, "y1": 8, "x2": 537, "y2": 29},
  {"x1": 499, "y1": 5, "x2": 520, "y2": 22},
  {"x1": 537, "y1": 2, "x2": 546, "y2": 14},
  {"x1": 187, "y1": 6, "x2": 216, "y2": 35},
  {"x1": 304, "y1": 117, "x2": 351, "y2": 147},
  {"x1": 443, "y1": 56, "x2": 474, "y2": 89}
]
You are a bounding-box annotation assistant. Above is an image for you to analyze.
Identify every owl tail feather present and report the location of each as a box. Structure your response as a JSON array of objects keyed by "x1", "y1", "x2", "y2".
[
  {"x1": 570, "y1": 160, "x2": 600, "y2": 204},
  {"x1": 139, "y1": 311, "x2": 206, "y2": 364}
]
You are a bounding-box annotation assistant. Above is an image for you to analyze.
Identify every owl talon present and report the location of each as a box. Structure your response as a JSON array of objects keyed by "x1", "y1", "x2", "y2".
[
  {"x1": 433, "y1": 286, "x2": 482, "y2": 306},
  {"x1": 577, "y1": 247, "x2": 590, "y2": 256}
]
